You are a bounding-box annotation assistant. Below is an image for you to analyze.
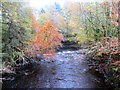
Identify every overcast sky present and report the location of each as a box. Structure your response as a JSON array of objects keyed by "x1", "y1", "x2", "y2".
[{"x1": 29, "y1": 0, "x2": 103, "y2": 9}]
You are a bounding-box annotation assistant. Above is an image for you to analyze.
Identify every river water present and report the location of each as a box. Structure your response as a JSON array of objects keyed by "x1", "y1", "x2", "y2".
[{"x1": 3, "y1": 50, "x2": 106, "y2": 88}]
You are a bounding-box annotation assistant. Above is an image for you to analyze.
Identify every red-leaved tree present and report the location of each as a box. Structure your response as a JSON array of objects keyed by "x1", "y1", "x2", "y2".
[{"x1": 29, "y1": 15, "x2": 64, "y2": 58}]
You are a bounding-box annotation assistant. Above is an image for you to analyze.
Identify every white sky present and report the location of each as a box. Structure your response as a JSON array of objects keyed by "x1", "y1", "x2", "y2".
[{"x1": 29, "y1": 0, "x2": 103, "y2": 9}]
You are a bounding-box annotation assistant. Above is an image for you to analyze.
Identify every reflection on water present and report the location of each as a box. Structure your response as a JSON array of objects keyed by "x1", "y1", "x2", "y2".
[{"x1": 3, "y1": 50, "x2": 105, "y2": 88}]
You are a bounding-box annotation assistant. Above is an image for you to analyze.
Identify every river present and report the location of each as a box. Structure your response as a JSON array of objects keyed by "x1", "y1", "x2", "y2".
[{"x1": 3, "y1": 50, "x2": 106, "y2": 88}]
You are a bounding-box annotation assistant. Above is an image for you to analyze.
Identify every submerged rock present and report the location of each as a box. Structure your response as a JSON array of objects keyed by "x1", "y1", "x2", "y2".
[
  {"x1": 2, "y1": 50, "x2": 110, "y2": 88},
  {"x1": 36, "y1": 54, "x2": 44, "y2": 60}
]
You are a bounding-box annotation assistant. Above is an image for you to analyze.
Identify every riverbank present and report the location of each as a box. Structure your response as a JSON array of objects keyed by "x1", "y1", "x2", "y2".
[
  {"x1": 1, "y1": 41, "x2": 117, "y2": 89},
  {"x1": 1, "y1": 41, "x2": 80, "y2": 84},
  {"x1": 2, "y1": 49, "x2": 111, "y2": 88}
]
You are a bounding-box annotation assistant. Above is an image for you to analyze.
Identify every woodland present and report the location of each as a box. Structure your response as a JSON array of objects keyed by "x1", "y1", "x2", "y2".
[{"x1": 0, "y1": 0, "x2": 120, "y2": 89}]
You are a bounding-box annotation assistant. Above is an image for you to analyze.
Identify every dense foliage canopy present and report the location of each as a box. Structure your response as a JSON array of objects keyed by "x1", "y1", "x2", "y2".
[{"x1": 1, "y1": 0, "x2": 120, "y2": 87}]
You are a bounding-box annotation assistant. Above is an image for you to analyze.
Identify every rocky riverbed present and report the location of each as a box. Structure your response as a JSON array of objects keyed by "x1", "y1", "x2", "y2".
[{"x1": 2, "y1": 49, "x2": 112, "y2": 89}]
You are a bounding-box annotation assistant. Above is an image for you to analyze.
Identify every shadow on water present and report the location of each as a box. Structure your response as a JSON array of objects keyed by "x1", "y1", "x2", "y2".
[{"x1": 2, "y1": 50, "x2": 109, "y2": 88}]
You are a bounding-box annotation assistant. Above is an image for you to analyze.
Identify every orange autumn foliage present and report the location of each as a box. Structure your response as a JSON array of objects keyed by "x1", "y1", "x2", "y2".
[
  {"x1": 30, "y1": 15, "x2": 64, "y2": 57},
  {"x1": 98, "y1": 37, "x2": 119, "y2": 55}
]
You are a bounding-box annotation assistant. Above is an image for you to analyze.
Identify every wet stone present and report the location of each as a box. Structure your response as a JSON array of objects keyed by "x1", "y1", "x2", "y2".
[{"x1": 3, "y1": 50, "x2": 106, "y2": 88}]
